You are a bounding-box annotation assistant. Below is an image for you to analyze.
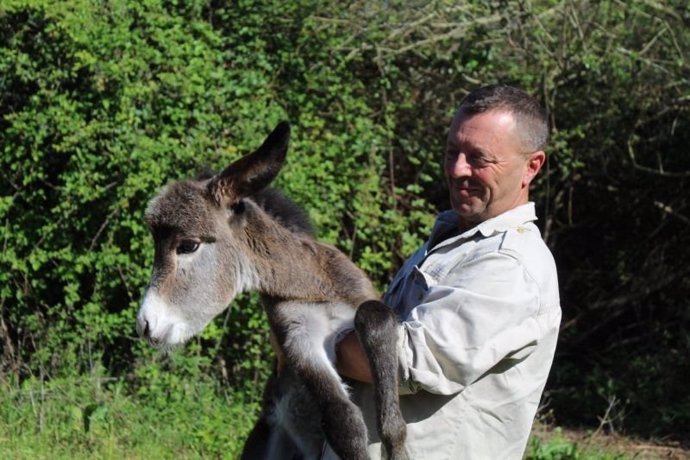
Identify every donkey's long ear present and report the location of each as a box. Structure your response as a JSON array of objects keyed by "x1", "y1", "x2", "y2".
[{"x1": 207, "y1": 122, "x2": 290, "y2": 206}]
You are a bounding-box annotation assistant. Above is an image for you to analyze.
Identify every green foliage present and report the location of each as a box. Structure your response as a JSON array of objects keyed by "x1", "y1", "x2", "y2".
[
  {"x1": 0, "y1": 0, "x2": 437, "y2": 394},
  {"x1": 0, "y1": 368, "x2": 257, "y2": 459},
  {"x1": 526, "y1": 430, "x2": 627, "y2": 460},
  {"x1": 527, "y1": 433, "x2": 583, "y2": 460}
]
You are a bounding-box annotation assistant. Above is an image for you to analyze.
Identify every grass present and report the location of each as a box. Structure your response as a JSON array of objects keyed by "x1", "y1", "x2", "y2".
[
  {"x1": 527, "y1": 421, "x2": 689, "y2": 460},
  {"x1": 0, "y1": 371, "x2": 259, "y2": 460},
  {"x1": 526, "y1": 428, "x2": 626, "y2": 460},
  {"x1": 1, "y1": 370, "x2": 684, "y2": 460}
]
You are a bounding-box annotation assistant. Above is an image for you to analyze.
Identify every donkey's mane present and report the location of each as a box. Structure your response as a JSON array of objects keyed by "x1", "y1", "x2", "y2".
[
  {"x1": 196, "y1": 168, "x2": 314, "y2": 238},
  {"x1": 251, "y1": 187, "x2": 315, "y2": 238}
]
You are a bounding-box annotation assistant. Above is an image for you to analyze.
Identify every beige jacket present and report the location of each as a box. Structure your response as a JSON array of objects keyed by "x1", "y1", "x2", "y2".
[{"x1": 337, "y1": 203, "x2": 561, "y2": 459}]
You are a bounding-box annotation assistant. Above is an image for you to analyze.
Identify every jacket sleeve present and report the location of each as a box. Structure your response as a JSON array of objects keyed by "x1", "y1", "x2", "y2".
[{"x1": 396, "y1": 252, "x2": 542, "y2": 396}]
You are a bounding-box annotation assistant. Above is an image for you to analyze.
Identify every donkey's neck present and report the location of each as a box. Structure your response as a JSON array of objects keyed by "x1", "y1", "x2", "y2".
[{"x1": 243, "y1": 205, "x2": 377, "y2": 307}]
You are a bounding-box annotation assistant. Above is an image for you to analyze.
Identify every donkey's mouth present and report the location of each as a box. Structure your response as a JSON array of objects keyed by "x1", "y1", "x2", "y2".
[
  {"x1": 137, "y1": 318, "x2": 192, "y2": 348},
  {"x1": 135, "y1": 325, "x2": 165, "y2": 348},
  {"x1": 146, "y1": 335, "x2": 180, "y2": 352},
  {"x1": 135, "y1": 317, "x2": 165, "y2": 347}
]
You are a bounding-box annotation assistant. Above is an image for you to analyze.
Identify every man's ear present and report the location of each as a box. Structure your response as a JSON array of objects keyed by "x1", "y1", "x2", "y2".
[{"x1": 522, "y1": 150, "x2": 546, "y2": 187}]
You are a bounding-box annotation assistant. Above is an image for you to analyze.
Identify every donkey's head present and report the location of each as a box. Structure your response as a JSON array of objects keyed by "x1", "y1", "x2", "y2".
[{"x1": 136, "y1": 122, "x2": 290, "y2": 346}]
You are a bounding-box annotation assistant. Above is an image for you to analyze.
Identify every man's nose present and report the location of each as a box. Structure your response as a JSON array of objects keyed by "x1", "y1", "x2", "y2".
[{"x1": 446, "y1": 153, "x2": 471, "y2": 178}]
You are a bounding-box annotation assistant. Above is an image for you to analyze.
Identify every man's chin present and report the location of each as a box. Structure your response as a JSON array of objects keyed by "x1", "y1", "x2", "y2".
[
  {"x1": 452, "y1": 200, "x2": 478, "y2": 215},
  {"x1": 452, "y1": 199, "x2": 488, "y2": 222}
]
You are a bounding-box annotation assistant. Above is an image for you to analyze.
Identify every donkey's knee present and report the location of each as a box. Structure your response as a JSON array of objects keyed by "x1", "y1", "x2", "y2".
[
  {"x1": 354, "y1": 300, "x2": 398, "y2": 349},
  {"x1": 381, "y1": 414, "x2": 409, "y2": 460}
]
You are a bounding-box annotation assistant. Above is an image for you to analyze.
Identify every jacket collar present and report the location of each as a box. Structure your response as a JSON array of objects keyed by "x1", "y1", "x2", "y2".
[{"x1": 428, "y1": 202, "x2": 538, "y2": 252}]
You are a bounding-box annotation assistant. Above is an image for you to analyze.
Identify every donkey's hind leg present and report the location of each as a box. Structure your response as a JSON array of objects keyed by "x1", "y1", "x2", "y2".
[
  {"x1": 355, "y1": 300, "x2": 408, "y2": 460},
  {"x1": 242, "y1": 366, "x2": 304, "y2": 460},
  {"x1": 242, "y1": 414, "x2": 302, "y2": 460}
]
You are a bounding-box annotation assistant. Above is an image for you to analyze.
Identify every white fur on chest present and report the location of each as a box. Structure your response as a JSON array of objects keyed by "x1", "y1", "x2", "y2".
[{"x1": 280, "y1": 301, "x2": 356, "y2": 368}]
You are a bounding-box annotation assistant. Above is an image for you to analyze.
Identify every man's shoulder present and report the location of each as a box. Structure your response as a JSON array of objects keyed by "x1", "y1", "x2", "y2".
[
  {"x1": 498, "y1": 222, "x2": 559, "y2": 291},
  {"x1": 498, "y1": 222, "x2": 553, "y2": 262}
]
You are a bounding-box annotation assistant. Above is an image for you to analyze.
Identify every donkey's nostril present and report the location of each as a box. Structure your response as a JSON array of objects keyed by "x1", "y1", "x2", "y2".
[{"x1": 136, "y1": 318, "x2": 151, "y2": 338}]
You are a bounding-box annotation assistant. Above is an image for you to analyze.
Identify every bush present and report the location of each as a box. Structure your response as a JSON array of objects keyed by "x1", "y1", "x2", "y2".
[{"x1": 0, "y1": 0, "x2": 434, "y2": 396}]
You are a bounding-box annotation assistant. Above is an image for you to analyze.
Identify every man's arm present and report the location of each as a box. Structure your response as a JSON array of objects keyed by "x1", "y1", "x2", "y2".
[
  {"x1": 336, "y1": 251, "x2": 548, "y2": 396},
  {"x1": 336, "y1": 331, "x2": 373, "y2": 383},
  {"x1": 396, "y1": 252, "x2": 544, "y2": 395}
]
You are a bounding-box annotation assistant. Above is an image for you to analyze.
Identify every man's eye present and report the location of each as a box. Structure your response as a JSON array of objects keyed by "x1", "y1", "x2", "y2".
[
  {"x1": 176, "y1": 240, "x2": 200, "y2": 255},
  {"x1": 469, "y1": 155, "x2": 489, "y2": 166}
]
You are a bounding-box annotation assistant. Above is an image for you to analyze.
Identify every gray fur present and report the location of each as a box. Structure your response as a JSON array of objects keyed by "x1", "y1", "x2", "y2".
[{"x1": 136, "y1": 122, "x2": 407, "y2": 459}]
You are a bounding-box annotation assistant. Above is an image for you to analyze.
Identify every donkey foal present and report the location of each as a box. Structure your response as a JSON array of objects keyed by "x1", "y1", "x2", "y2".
[{"x1": 136, "y1": 122, "x2": 407, "y2": 459}]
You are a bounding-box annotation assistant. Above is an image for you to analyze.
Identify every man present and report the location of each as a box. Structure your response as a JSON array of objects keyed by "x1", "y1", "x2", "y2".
[{"x1": 336, "y1": 84, "x2": 561, "y2": 459}]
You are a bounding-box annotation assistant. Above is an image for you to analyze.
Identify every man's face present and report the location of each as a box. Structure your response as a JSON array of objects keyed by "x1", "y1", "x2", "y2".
[{"x1": 444, "y1": 109, "x2": 543, "y2": 227}]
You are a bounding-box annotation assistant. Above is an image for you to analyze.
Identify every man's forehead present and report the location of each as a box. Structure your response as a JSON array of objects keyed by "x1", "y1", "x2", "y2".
[
  {"x1": 447, "y1": 110, "x2": 517, "y2": 143},
  {"x1": 452, "y1": 107, "x2": 516, "y2": 126}
]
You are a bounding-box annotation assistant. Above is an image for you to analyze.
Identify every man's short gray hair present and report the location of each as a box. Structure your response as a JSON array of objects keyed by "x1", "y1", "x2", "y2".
[{"x1": 458, "y1": 85, "x2": 549, "y2": 153}]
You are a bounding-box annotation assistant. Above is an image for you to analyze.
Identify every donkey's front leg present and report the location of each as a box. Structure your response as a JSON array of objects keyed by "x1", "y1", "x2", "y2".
[
  {"x1": 355, "y1": 300, "x2": 408, "y2": 460},
  {"x1": 297, "y1": 357, "x2": 368, "y2": 460},
  {"x1": 272, "y1": 303, "x2": 369, "y2": 460}
]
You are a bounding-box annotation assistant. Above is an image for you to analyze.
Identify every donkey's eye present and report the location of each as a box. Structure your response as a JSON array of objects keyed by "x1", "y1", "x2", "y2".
[{"x1": 176, "y1": 240, "x2": 200, "y2": 255}]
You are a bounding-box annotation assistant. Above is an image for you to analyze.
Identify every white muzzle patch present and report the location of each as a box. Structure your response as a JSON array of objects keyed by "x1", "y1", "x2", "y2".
[{"x1": 136, "y1": 290, "x2": 194, "y2": 346}]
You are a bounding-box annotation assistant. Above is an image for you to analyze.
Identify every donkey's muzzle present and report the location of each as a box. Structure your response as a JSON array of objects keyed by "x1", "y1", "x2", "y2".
[
  {"x1": 135, "y1": 317, "x2": 149, "y2": 338},
  {"x1": 135, "y1": 317, "x2": 158, "y2": 344}
]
